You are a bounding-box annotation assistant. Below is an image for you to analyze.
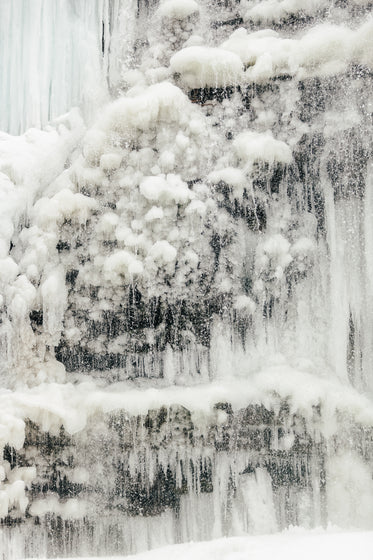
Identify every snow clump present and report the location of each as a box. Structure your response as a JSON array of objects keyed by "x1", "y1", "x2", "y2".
[
  {"x1": 171, "y1": 46, "x2": 244, "y2": 88},
  {"x1": 157, "y1": 0, "x2": 200, "y2": 20}
]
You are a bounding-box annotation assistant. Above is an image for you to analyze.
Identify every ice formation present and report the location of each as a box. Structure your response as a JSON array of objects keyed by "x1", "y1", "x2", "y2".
[
  {"x1": 0, "y1": 0, "x2": 373, "y2": 558},
  {"x1": 39, "y1": 530, "x2": 373, "y2": 560}
]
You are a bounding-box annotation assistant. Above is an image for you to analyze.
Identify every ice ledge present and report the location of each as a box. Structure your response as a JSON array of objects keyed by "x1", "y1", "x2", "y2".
[{"x1": 2, "y1": 364, "x2": 373, "y2": 446}]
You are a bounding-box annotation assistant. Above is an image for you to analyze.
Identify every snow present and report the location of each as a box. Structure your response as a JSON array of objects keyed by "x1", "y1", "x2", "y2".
[
  {"x1": 97, "y1": 212, "x2": 120, "y2": 235},
  {"x1": 245, "y1": 0, "x2": 325, "y2": 24},
  {"x1": 327, "y1": 452, "x2": 373, "y2": 529},
  {"x1": 100, "y1": 152, "x2": 123, "y2": 172},
  {"x1": 148, "y1": 240, "x2": 178, "y2": 264},
  {"x1": 208, "y1": 167, "x2": 246, "y2": 195},
  {"x1": 233, "y1": 295, "x2": 256, "y2": 314},
  {"x1": 41, "y1": 266, "x2": 67, "y2": 345},
  {"x1": 145, "y1": 206, "x2": 165, "y2": 222},
  {"x1": 170, "y1": 46, "x2": 243, "y2": 88},
  {"x1": 29, "y1": 497, "x2": 86, "y2": 520},
  {"x1": 257, "y1": 234, "x2": 292, "y2": 279},
  {"x1": 0, "y1": 110, "x2": 84, "y2": 246},
  {"x1": 98, "y1": 82, "x2": 192, "y2": 134},
  {"x1": 0, "y1": 257, "x2": 18, "y2": 284},
  {"x1": 221, "y1": 18, "x2": 373, "y2": 81},
  {"x1": 157, "y1": 0, "x2": 200, "y2": 20},
  {"x1": 103, "y1": 250, "x2": 144, "y2": 282},
  {"x1": 233, "y1": 131, "x2": 292, "y2": 166},
  {"x1": 1, "y1": 0, "x2": 373, "y2": 555},
  {"x1": 20, "y1": 530, "x2": 373, "y2": 560},
  {"x1": 140, "y1": 175, "x2": 194, "y2": 205},
  {"x1": 33, "y1": 189, "x2": 98, "y2": 230},
  {"x1": 0, "y1": 363, "x2": 371, "y2": 444}
]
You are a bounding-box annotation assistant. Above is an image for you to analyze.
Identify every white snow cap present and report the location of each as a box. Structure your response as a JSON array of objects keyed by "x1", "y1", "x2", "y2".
[
  {"x1": 157, "y1": 0, "x2": 200, "y2": 19},
  {"x1": 99, "y1": 82, "x2": 191, "y2": 134},
  {"x1": 245, "y1": 0, "x2": 325, "y2": 24},
  {"x1": 171, "y1": 46, "x2": 243, "y2": 88},
  {"x1": 140, "y1": 174, "x2": 194, "y2": 205},
  {"x1": 234, "y1": 131, "x2": 292, "y2": 165},
  {"x1": 32, "y1": 189, "x2": 97, "y2": 231},
  {"x1": 30, "y1": 496, "x2": 86, "y2": 519},
  {"x1": 104, "y1": 250, "x2": 144, "y2": 282},
  {"x1": 221, "y1": 18, "x2": 373, "y2": 81},
  {"x1": 257, "y1": 234, "x2": 293, "y2": 281},
  {"x1": 148, "y1": 240, "x2": 178, "y2": 265},
  {"x1": 233, "y1": 295, "x2": 256, "y2": 314},
  {"x1": 208, "y1": 167, "x2": 246, "y2": 192}
]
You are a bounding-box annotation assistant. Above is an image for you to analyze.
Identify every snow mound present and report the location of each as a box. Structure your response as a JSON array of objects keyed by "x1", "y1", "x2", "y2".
[
  {"x1": 245, "y1": 0, "x2": 325, "y2": 24},
  {"x1": 233, "y1": 131, "x2": 292, "y2": 166},
  {"x1": 157, "y1": 0, "x2": 200, "y2": 20},
  {"x1": 98, "y1": 82, "x2": 192, "y2": 137},
  {"x1": 221, "y1": 18, "x2": 373, "y2": 81},
  {"x1": 170, "y1": 46, "x2": 244, "y2": 88}
]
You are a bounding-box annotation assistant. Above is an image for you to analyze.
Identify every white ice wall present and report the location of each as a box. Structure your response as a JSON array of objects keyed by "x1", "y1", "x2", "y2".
[{"x1": 0, "y1": 0, "x2": 135, "y2": 135}]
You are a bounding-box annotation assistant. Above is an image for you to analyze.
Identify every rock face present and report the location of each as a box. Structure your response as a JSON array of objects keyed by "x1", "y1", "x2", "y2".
[{"x1": 1, "y1": 0, "x2": 373, "y2": 558}]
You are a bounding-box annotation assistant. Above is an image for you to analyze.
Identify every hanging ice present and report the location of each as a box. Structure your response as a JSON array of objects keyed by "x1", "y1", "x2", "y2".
[{"x1": 0, "y1": 0, "x2": 373, "y2": 558}]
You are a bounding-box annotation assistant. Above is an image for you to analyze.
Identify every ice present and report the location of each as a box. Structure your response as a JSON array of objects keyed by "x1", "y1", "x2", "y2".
[
  {"x1": 0, "y1": 1, "x2": 108, "y2": 135},
  {"x1": 100, "y1": 153, "x2": 123, "y2": 172},
  {"x1": 26, "y1": 530, "x2": 373, "y2": 560},
  {"x1": 98, "y1": 82, "x2": 193, "y2": 133},
  {"x1": 245, "y1": 0, "x2": 326, "y2": 24},
  {"x1": 221, "y1": 17, "x2": 373, "y2": 81},
  {"x1": 0, "y1": 0, "x2": 145, "y2": 135},
  {"x1": 233, "y1": 295, "x2": 256, "y2": 314},
  {"x1": 30, "y1": 497, "x2": 87, "y2": 520},
  {"x1": 148, "y1": 240, "x2": 178, "y2": 264},
  {"x1": 170, "y1": 46, "x2": 244, "y2": 88},
  {"x1": 104, "y1": 250, "x2": 145, "y2": 282},
  {"x1": 139, "y1": 175, "x2": 194, "y2": 204},
  {"x1": 157, "y1": 0, "x2": 200, "y2": 20},
  {"x1": 327, "y1": 451, "x2": 373, "y2": 529},
  {"x1": 0, "y1": 364, "x2": 371, "y2": 444},
  {"x1": 1, "y1": 0, "x2": 373, "y2": 557},
  {"x1": 41, "y1": 267, "x2": 68, "y2": 346},
  {"x1": 233, "y1": 131, "x2": 292, "y2": 166}
]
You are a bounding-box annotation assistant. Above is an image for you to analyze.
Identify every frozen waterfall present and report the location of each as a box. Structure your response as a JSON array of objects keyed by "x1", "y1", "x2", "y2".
[{"x1": 1, "y1": 0, "x2": 373, "y2": 558}]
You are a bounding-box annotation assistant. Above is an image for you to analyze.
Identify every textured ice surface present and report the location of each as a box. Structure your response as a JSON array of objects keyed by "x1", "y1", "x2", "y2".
[{"x1": 1, "y1": 0, "x2": 373, "y2": 557}]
